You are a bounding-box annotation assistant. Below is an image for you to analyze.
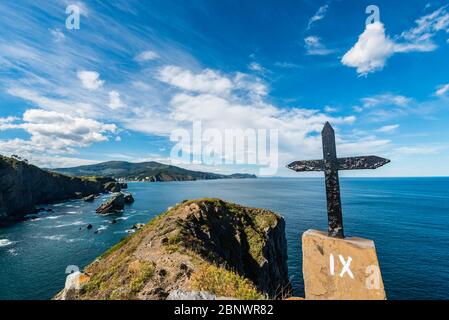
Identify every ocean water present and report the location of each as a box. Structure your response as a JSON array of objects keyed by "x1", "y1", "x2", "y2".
[{"x1": 0, "y1": 177, "x2": 448, "y2": 300}]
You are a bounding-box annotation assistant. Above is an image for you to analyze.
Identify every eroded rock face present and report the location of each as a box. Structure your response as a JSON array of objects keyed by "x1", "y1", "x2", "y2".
[
  {"x1": 0, "y1": 156, "x2": 118, "y2": 224},
  {"x1": 96, "y1": 193, "x2": 125, "y2": 215},
  {"x1": 56, "y1": 199, "x2": 290, "y2": 300},
  {"x1": 302, "y1": 229, "x2": 386, "y2": 300},
  {"x1": 124, "y1": 193, "x2": 135, "y2": 204}
]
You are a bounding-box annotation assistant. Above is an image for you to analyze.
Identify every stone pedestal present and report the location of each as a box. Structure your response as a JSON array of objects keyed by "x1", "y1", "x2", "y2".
[{"x1": 302, "y1": 229, "x2": 386, "y2": 300}]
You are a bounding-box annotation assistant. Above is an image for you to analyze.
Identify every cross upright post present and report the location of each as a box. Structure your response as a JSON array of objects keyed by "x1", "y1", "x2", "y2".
[
  {"x1": 287, "y1": 122, "x2": 390, "y2": 239},
  {"x1": 322, "y1": 123, "x2": 344, "y2": 238}
]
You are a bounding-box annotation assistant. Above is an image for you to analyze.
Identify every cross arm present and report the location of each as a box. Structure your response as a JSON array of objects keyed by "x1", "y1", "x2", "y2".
[
  {"x1": 287, "y1": 156, "x2": 390, "y2": 172},
  {"x1": 287, "y1": 160, "x2": 325, "y2": 172},
  {"x1": 337, "y1": 156, "x2": 390, "y2": 170}
]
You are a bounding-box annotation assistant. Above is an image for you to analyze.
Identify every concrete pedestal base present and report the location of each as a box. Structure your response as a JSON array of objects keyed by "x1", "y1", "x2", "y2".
[{"x1": 302, "y1": 229, "x2": 386, "y2": 300}]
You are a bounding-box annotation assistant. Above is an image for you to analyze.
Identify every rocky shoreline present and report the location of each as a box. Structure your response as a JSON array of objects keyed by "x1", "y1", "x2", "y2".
[{"x1": 0, "y1": 156, "x2": 125, "y2": 225}]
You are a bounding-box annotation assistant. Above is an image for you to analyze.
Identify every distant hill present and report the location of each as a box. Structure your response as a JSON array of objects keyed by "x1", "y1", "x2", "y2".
[{"x1": 50, "y1": 161, "x2": 257, "y2": 182}]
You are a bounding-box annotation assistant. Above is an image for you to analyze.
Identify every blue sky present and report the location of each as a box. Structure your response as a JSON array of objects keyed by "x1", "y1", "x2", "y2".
[{"x1": 0, "y1": 0, "x2": 449, "y2": 176}]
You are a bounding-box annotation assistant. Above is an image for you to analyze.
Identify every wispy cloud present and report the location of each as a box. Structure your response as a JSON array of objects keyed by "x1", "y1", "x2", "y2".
[
  {"x1": 304, "y1": 36, "x2": 334, "y2": 56},
  {"x1": 377, "y1": 124, "x2": 400, "y2": 133},
  {"x1": 307, "y1": 5, "x2": 329, "y2": 30},
  {"x1": 435, "y1": 83, "x2": 449, "y2": 96},
  {"x1": 135, "y1": 50, "x2": 159, "y2": 62}
]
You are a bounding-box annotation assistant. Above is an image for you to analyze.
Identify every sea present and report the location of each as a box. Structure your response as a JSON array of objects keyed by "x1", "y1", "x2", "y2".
[{"x1": 0, "y1": 177, "x2": 448, "y2": 300}]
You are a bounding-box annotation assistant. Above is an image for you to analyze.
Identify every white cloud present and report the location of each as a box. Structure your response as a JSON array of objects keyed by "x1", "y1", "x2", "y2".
[
  {"x1": 377, "y1": 124, "x2": 400, "y2": 133},
  {"x1": 153, "y1": 65, "x2": 362, "y2": 164},
  {"x1": 61, "y1": 0, "x2": 90, "y2": 17},
  {"x1": 342, "y1": 22, "x2": 396, "y2": 75},
  {"x1": 304, "y1": 36, "x2": 334, "y2": 56},
  {"x1": 360, "y1": 94, "x2": 411, "y2": 110},
  {"x1": 248, "y1": 62, "x2": 266, "y2": 72},
  {"x1": 108, "y1": 91, "x2": 124, "y2": 109},
  {"x1": 77, "y1": 71, "x2": 104, "y2": 90},
  {"x1": 436, "y1": 83, "x2": 449, "y2": 96},
  {"x1": 324, "y1": 106, "x2": 338, "y2": 113},
  {"x1": 157, "y1": 66, "x2": 233, "y2": 95},
  {"x1": 343, "y1": 7, "x2": 449, "y2": 75},
  {"x1": 50, "y1": 29, "x2": 65, "y2": 42},
  {"x1": 0, "y1": 109, "x2": 117, "y2": 154},
  {"x1": 307, "y1": 5, "x2": 329, "y2": 30},
  {"x1": 274, "y1": 62, "x2": 300, "y2": 69},
  {"x1": 0, "y1": 116, "x2": 18, "y2": 125},
  {"x1": 352, "y1": 94, "x2": 412, "y2": 121},
  {"x1": 33, "y1": 156, "x2": 99, "y2": 169},
  {"x1": 135, "y1": 50, "x2": 159, "y2": 62},
  {"x1": 395, "y1": 146, "x2": 440, "y2": 155}
]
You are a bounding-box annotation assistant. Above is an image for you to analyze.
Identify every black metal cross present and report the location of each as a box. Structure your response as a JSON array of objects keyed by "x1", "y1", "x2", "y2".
[{"x1": 287, "y1": 122, "x2": 390, "y2": 238}]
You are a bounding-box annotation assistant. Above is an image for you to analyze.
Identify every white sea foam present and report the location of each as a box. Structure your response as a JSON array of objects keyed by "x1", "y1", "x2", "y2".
[
  {"x1": 43, "y1": 235, "x2": 65, "y2": 241},
  {"x1": 8, "y1": 248, "x2": 18, "y2": 256},
  {"x1": 116, "y1": 217, "x2": 129, "y2": 221},
  {"x1": 0, "y1": 239, "x2": 14, "y2": 247},
  {"x1": 96, "y1": 225, "x2": 108, "y2": 232},
  {"x1": 45, "y1": 216, "x2": 61, "y2": 220},
  {"x1": 54, "y1": 221, "x2": 85, "y2": 228}
]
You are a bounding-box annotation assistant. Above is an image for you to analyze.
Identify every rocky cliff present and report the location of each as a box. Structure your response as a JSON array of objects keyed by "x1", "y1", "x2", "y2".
[
  {"x1": 57, "y1": 199, "x2": 290, "y2": 300},
  {"x1": 0, "y1": 156, "x2": 120, "y2": 224}
]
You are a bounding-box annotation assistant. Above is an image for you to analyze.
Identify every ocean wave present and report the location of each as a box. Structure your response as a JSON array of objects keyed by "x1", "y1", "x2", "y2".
[
  {"x1": 97, "y1": 225, "x2": 108, "y2": 232},
  {"x1": 0, "y1": 239, "x2": 15, "y2": 247},
  {"x1": 53, "y1": 221, "x2": 85, "y2": 228},
  {"x1": 115, "y1": 217, "x2": 129, "y2": 221},
  {"x1": 45, "y1": 216, "x2": 61, "y2": 220},
  {"x1": 43, "y1": 235, "x2": 65, "y2": 241}
]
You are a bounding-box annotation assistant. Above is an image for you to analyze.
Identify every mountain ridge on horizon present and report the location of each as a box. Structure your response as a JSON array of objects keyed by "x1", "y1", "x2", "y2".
[{"x1": 49, "y1": 160, "x2": 257, "y2": 182}]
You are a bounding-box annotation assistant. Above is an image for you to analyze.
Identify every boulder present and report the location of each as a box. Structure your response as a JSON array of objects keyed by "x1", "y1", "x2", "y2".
[
  {"x1": 124, "y1": 193, "x2": 135, "y2": 204},
  {"x1": 103, "y1": 182, "x2": 121, "y2": 193},
  {"x1": 132, "y1": 223, "x2": 145, "y2": 230},
  {"x1": 58, "y1": 272, "x2": 91, "y2": 300},
  {"x1": 120, "y1": 183, "x2": 128, "y2": 190},
  {"x1": 302, "y1": 229, "x2": 386, "y2": 300},
  {"x1": 96, "y1": 193, "x2": 125, "y2": 215}
]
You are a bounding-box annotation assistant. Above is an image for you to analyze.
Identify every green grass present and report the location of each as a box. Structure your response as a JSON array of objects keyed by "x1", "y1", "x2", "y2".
[{"x1": 190, "y1": 264, "x2": 266, "y2": 300}]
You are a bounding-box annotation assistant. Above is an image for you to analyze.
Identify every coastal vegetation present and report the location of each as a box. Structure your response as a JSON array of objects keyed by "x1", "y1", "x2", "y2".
[
  {"x1": 57, "y1": 198, "x2": 290, "y2": 300},
  {"x1": 50, "y1": 160, "x2": 257, "y2": 182}
]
